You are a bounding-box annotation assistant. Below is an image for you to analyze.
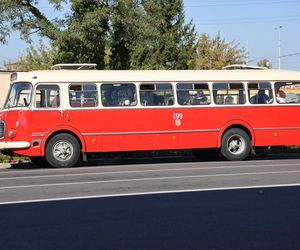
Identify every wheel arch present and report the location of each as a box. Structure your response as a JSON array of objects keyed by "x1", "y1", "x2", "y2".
[
  {"x1": 218, "y1": 120, "x2": 255, "y2": 148},
  {"x1": 41, "y1": 126, "x2": 86, "y2": 157}
]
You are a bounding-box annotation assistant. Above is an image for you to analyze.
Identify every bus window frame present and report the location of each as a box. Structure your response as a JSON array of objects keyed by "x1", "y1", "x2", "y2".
[
  {"x1": 4, "y1": 81, "x2": 33, "y2": 109},
  {"x1": 68, "y1": 83, "x2": 99, "y2": 108},
  {"x1": 176, "y1": 82, "x2": 211, "y2": 106},
  {"x1": 100, "y1": 82, "x2": 138, "y2": 108},
  {"x1": 274, "y1": 81, "x2": 300, "y2": 104},
  {"x1": 247, "y1": 81, "x2": 274, "y2": 105},
  {"x1": 139, "y1": 82, "x2": 175, "y2": 107},
  {"x1": 34, "y1": 83, "x2": 61, "y2": 109},
  {"x1": 212, "y1": 82, "x2": 246, "y2": 105}
]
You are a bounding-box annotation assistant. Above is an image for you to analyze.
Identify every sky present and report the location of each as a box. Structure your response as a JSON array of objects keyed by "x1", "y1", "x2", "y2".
[{"x1": 0, "y1": 0, "x2": 300, "y2": 70}]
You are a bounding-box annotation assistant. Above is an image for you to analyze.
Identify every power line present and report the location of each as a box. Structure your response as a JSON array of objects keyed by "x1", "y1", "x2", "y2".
[
  {"x1": 195, "y1": 16, "x2": 300, "y2": 25},
  {"x1": 280, "y1": 52, "x2": 300, "y2": 58},
  {"x1": 194, "y1": 14, "x2": 300, "y2": 22},
  {"x1": 185, "y1": 0, "x2": 300, "y2": 8}
]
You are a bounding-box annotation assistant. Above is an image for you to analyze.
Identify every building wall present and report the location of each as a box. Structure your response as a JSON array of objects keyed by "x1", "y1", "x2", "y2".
[{"x1": 0, "y1": 72, "x2": 11, "y2": 109}]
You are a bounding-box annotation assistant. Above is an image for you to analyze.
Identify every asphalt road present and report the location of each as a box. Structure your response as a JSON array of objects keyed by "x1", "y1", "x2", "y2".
[
  {"x1": 0, "y1": 155, "x2": 300, "y2": 249},
  {"x1": 0, "y1": 187, "x2": 300, "y2": 250},
  {"x1": 1, "y1": 155, "x2": 300, "y2": 204}
]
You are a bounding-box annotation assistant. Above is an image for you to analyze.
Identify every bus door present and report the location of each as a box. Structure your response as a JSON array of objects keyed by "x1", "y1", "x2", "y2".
[{"x1": 31, "y1": 85, "x2": 65, "y2": 144}]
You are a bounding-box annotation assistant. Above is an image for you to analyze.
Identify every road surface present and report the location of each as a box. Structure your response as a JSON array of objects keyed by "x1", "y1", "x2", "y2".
[{"x1": 0, "y1": 155, "x2": 300, "y2": 250}]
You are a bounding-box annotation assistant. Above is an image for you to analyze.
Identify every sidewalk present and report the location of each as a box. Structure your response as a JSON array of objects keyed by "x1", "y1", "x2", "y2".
[{"x1": 0, "y1": 163, "x2": 11, "y2": 169}]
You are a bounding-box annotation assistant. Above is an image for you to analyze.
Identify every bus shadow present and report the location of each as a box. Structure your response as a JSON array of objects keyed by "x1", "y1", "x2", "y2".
[{"x1": 9, "y1": 152, "x2": 300, "y2": 170}]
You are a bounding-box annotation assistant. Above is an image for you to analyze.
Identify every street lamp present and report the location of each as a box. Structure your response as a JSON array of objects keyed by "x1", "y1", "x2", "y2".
[{"x1": 275, "y1": 26, "x2": 283, "y2": 69}]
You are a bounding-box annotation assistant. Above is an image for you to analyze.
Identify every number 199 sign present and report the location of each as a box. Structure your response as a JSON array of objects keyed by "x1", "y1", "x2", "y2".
[{"x1": 173, "y1": 112, "x2": 183, "y2": 126}]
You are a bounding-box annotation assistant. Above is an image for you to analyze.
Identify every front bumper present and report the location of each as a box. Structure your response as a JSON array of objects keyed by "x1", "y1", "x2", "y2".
[{"x1": 0, "y1": 141, "x2": 30, "y2": 150}]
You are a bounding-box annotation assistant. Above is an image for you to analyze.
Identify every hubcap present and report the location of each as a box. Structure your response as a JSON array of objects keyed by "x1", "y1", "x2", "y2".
[
  {"x1": 227, "y1": 135, "x2": 245, "y2": 155},
  {"x1": 53, "y1": 141, "x2": 73, "y2": 161}
]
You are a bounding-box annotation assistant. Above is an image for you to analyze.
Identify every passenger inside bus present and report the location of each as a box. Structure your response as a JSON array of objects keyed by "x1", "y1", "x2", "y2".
[
  {"x1": 225, "y1": 95, "x2": 234, "y2": 104},
  {"x1": 276, "y1": 90, "x2": 286, "y2": 103},
  {"x1": 177, "y1": 91, "x2": 190, "y2": 105},
  {"x1": 195, "y1": 90, "x2": 208, "y2": 104},
  {"x1": 250, "y1": 90, "x2": 270, "y2": 104}
]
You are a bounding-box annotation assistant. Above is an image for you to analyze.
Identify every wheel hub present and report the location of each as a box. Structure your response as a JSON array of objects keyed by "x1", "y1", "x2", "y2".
[
  {"x1": 227, "y1": 135, "x2": 245, "y2": 155},
  {"x1": 53, "y1": 141, "x2": 73, "y2": 161}
]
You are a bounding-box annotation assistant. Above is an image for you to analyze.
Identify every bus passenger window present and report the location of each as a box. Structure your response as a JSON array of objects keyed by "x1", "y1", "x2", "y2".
[
  {"x1": 35, "y1": 85, "x2": 60, "y2": 108},
  {"x1": 248, "y1": 83, "x2": 273, "y2": 104},
  {"x1": 177, "y1": 83, "x2": 210, "y2": 105},
  {"x1": 140, "y1": 83, "x2": 174, "y2": 106},
  {"x1": 101, "y1": 84, "x2": 137, "y2": 107},
  {"x1": 275, "y1": 82, "x2": 300, "y2": 104},
  {"x1": 213, "y1": 83, "x2": 245, "y2": 105},
  {"x1": 69, "y1": 84, "x2": 98, "y2": 108}
]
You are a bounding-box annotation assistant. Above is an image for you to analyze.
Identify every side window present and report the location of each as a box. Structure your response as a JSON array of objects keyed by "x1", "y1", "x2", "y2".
[
  {"x1": 35, "y1": 85, "x2": 60, "y2": 108},
  {"x1": 213, "y1": 83, "x2": 245, "y2": 105},
  {"x1": 140, "y1": 83, "x2": 174, "y2": 106},
  {"x1": 275, "y1": 82, "x2": 300, "y2": 104},
  {"x1": 69, "y1": 84, "x2": 98, "y2": 108},
  {"x1": 101, "y1": 84, "x2": 137, "y2": 107},
  {"x1": 248, "y1": 82, "x2": 273, "y2": 104},
  {"x1": 177, "y1": 83, "x2": 211, "y2": 105}
]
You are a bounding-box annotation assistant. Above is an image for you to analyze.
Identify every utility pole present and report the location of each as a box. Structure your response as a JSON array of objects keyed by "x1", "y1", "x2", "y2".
[{"x1": 275, "y1": 26, "x2": 283, "y2": 69}]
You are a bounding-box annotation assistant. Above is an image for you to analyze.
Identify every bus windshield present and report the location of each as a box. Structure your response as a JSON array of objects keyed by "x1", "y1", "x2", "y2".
[{"x1": 4, "y1": 82, "x2": 32, "y2": 109}]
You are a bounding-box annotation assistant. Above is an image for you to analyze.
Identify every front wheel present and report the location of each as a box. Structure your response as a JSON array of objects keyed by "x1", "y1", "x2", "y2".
[
  {"x1": 46, "y1": 133, "x2": 80, "y2": 168},
  {"x1": 221, "y1": 128, "x2": 251, "y2": 161}
]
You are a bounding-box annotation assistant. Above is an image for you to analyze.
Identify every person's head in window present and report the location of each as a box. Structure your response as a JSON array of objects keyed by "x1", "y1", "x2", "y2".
[
  {"x1": 196, "y1": 90, "x2": 208, "y2": 104},
  {"x1": 257, "y1": 89, "x2": 269, "y2": 104},
  {"x1": 225, "y1": 95, "x2": 234, "y2": 104},
  {"x1": 276, "y1": 90, "x2": 286, "y2": 103}
]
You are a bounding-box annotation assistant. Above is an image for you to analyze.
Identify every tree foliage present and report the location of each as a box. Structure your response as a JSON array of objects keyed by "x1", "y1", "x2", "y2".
[
  {"x1": 109, "y1": 0, "x2": 143, "y2": 70},
  {"x1": 2, "y1": 1, "x2": 245, "y2": 71},
  {"x1": 130, "y1": 0, "x2": 196, "y2": 69},
  {"x1": 53, "y1": 0, "x2": 110, "y2": 68},
  {"x1": 1, "y1": 0, "x2": 110, "y2": 69},
  {"x1": 1, "y1": 0, "x2": 196, "y2": 70},
  {"x1": 16, "y1": 42, "x2": 56, "y2": 71},
  {"x1": 194, "y1": 33, "x2": 246, "y2": 70},
  {"x1": 257, "y1": 58, "x2": 272, "y2": 69}
]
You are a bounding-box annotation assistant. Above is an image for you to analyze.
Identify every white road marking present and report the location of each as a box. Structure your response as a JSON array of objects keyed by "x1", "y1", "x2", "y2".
[
  {"x1": 1, "y1": 169, "x2": 300, "y2": 190},
  {"x1": 0, "y1": 183, "x2": 300, "y2": 205},
  {"x1": 0, "y1": 162, "x2": 299, "y2": 181}
]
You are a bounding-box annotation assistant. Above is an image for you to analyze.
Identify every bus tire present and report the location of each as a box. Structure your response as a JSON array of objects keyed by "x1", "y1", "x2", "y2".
[
  {"x1": 221, "y1": 128, "x2": 251, "y2": 161},
  {"x1": 46, "y1": 133, "x2": 80, "y2": 168}
]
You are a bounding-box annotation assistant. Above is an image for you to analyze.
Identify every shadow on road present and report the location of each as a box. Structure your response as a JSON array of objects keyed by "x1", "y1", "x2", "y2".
[{"x1": 8, "y1": 150, "x2": 300, "y2": 170}]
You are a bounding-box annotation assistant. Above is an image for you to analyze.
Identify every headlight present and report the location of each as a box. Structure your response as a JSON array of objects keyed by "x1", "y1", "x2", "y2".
[{"x1": 8, "y1": 129, "x2": 15, "y2": 139}]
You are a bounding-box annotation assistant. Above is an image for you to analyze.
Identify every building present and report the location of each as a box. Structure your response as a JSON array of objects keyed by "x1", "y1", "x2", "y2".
[{"x1": 0, "y1": 71, "x2": 11, "y2": 109}]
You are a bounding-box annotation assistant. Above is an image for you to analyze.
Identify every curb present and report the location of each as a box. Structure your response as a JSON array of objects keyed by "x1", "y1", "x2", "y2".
[{"x1": 0, "y1": 163, "x2": 11, "y2": 169}]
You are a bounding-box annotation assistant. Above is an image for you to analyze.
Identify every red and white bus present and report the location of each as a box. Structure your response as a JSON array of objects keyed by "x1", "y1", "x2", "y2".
[{"x1": 1, "y1": 64, "x2": 300, "y2": 168}]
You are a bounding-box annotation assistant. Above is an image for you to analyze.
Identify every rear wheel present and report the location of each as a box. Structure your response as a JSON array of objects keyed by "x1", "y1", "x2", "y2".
[
  {"x1": 46, "y1": 133, "x2": 80, "y2": 168},
  {"x1": 221, "y1": 128, "x2": 251, "y2": 161}
]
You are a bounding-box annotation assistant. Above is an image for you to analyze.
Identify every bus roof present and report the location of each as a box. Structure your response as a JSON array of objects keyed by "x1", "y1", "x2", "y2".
[{"x1": 13, "y1": 69, "x2": 300, "y2": 84}]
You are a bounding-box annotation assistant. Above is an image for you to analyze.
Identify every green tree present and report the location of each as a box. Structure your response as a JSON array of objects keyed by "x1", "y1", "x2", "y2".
[
  {"x1": 0, "y1": 0, "x2": 110, "y2": 69},
  {"x1": 16, "y1": 42, "x2": 56, "y2": 71},
  {"x1": 194, "y1": 33, "x2": 246, "y2": 70},
  {"x1": 257, "y1": 58, "x2": 272, "y2": 69},
  {"x1": 53, "y1": 0, "x2": 110, "y2": 68},
  {"x1": 109, "y1": 0, "x2": 143, "y2": 70},
  {"x1": 130, "y1": 0, "x2": 197, "y2": 69}
]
